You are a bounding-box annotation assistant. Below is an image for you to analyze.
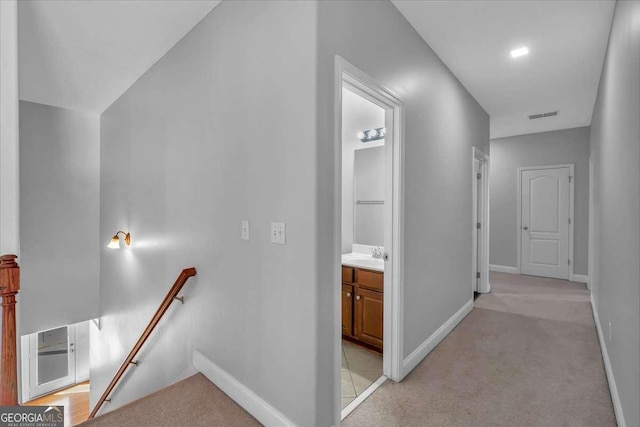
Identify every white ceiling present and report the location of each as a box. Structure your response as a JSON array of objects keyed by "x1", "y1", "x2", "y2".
[
  {"x1": 392, "y1": 0, "x2": 615, "y2": 139},
  {"x1": 19, "y1": 0, "x2": 615, "y2": 134},
  {"x1": 18, "y1": 0, "x2": 220, "y2": 113}
]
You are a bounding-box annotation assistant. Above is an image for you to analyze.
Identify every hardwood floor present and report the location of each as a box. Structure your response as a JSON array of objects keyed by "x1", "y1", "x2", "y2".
[{"x1": 24, "y1": 381, "x2": 90, "y2": 426}]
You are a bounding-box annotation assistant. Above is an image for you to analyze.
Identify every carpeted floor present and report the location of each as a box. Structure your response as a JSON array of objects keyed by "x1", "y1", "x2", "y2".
[
  {"x1": 79, "y1": 373, "x2": 260, "y2": 427},
  {"x1": 343, "y1": 272, "x2": 617, "y2": 427},
  {"x1": 82, "y1": 273, "x2": 616, "y2": 427}
]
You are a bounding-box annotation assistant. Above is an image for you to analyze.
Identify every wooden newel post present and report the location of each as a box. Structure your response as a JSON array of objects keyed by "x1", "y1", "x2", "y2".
[{"x1": 0, "y1": 254, "x2": 20, "y2": 406}]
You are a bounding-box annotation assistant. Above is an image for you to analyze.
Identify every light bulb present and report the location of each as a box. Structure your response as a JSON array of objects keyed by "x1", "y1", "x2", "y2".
[
  {"x1": 357, "y1": 131, "x2": 366, "y2": 140},
  {"x1": 368, "y1": 129, "x2": 378, "y2": 139},
  {"x1": 510, "y1": 47, "x2": 529, "y2": 58},
  {"x1": 107, "y1": 236, "x2": 120, "y2": 249}
]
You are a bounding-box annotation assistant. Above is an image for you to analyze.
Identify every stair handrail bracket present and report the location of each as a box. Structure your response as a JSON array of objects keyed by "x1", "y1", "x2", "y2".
[{"x1": 89, "y1": 267, "x2": 196, "y2": 418}]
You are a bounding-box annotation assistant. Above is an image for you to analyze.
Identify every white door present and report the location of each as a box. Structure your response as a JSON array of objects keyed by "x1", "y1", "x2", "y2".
[
  {"x1": 472, "y1": 149, "x2": 490, "y2": 293},
  {"x1": 521, "y1": 167, "x2": 570, "y2": 279},
  {"x1": 28, "y1": 324, "x2": 76, "y2": 398},
  {"x1": 476, "y1": 160, "x2": 485, "y2": 291},
  {"x1": 473, "y1": 159, "x2": 481, "y2": 292}
]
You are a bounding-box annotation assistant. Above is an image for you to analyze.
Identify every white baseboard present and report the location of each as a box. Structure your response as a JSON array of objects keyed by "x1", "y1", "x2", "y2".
[
  {"x1": 590, "y1": 295, "x2": 626, "y2": 427},
  {"x1": 76, "y1": 374, "x2": 90, "y2": 383},
  {"x1": 571, "y1": 274, "x2": 589, "y2": 284},
  {"x1": 489, "y1": 264, "x2": 519, "y2": 274},
  {"x1": 401, "y1": 299, "x2": 474, "y2": 377},
  {"x1": 193, "y1": 349, "x2": 296, "y2": 427}
]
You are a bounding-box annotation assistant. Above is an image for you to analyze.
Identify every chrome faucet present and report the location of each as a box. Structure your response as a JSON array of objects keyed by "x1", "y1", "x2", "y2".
[{"x1": 371, "y1": 247, "x2": 384, "y2": 259}]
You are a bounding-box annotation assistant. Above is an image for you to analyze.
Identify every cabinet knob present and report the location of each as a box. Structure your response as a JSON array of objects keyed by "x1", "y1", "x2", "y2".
[
  {"x1": 356, "y1": 295, "x2": 361, "y2": 301},
  {"x1": 346, "y1": 292, "x2": 351, "y2": 297}
]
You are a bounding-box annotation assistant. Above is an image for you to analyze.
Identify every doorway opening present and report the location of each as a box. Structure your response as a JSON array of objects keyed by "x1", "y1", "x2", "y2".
[
  {"x1": 517, "y1": 164, "x2": 575, "y2": 280},
  {"x1": 340, "y1": 86, "x2": 385, "y2": 413},
  {"x1": 20, "y1": 320, "x2": 93, "y2": 424},
  {"x1": 472, "y1": 147, "x2": 490, "y2": 294},
  {"x1": 334, "y1": 57, "x2": 404, "y2": 422}
]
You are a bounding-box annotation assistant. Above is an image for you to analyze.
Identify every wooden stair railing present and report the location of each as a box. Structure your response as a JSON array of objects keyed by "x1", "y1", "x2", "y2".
[
  {"x1": 89, "y1": 267, "x2": 197, "y2": 418},
  {"x1": 0, "y1": 254, "x2": 20, "y2": 406}
]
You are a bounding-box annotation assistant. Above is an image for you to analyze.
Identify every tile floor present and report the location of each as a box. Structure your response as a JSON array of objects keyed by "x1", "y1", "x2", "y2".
[{"x1": 341, "y1": 340, "x2": 383, "y2": 409}]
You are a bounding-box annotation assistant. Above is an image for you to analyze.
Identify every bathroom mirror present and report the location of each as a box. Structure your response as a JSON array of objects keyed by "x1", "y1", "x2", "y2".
[{"x1": 354, "y1": 146, "x2": 385, "y2": 246}]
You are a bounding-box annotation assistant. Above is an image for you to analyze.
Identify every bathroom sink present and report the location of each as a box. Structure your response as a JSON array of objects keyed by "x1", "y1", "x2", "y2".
[{"x1": 341, "y1": 253, "x2": 384, "y2": 272}]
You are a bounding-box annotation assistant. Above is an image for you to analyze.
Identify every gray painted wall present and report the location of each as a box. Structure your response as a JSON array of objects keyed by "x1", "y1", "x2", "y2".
[
  {"x1": 589, "y1": 1, "x2": 640, "y2": 426},
  {"x1": 19, "y1": 101, "x2": 100, "y2": 335},
  {"x1": 94, "y1": 2, "x2": 319, "y2": 426},
  {"x1": 95, "y1": 1, "x2": 489, "y2": 424},
  {"x1": 316, "y1": 1, "x2": 489, "y2": 423},
  {"x1": 490, "y1": 127, "x2": 590, "y2": 275}
]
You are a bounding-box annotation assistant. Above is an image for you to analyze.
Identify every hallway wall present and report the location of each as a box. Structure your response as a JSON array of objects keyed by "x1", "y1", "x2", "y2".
[
  {"x1": 95, "y1": 2, "x2": 319, "y2": 426},
  {"x1": 490, "y1": 126, "x2": 590, "y2": 276},
  {"x1": 316, "y1": 1, "x2": 490, "y2": 424},
  {"x1": 96, "y1": 1, "x2": 489, "y2": 425},
  {"x1": 19, "y1": 101, "x2": 100, "y2": 334},
  {"x1": 589, "y1": 0, "x2": 640, "y2": 426}
]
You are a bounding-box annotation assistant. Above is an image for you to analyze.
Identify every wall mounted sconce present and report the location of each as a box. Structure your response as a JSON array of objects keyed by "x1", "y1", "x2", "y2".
[
  {"x1": 357, "y1": 127, "x2": 385, "y2": 143},
  {"x1": 107, "y1": 231, "x2": 131, "y2": 249}
]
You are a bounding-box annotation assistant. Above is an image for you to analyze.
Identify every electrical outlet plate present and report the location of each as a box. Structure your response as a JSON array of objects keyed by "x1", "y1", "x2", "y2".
[
  {"x1": 270, "y1": 222, "x2": 286, "y2": 244},
  {"x1": 241, "y1": 220, "x2": 250, "y2": 241}
]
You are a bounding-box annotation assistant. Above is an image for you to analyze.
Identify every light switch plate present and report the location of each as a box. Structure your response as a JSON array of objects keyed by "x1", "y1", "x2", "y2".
[
  {"x1": 270, "y1": 222, "x2": 286, "y2": 244},
  {"x1": 241, "y1": 220, "x2": 250, "y2": 241}
]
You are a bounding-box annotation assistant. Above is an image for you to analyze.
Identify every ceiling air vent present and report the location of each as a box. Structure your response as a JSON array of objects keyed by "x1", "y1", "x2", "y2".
[{"x1": 528, "y1": 111, "x2": 558, "y2": 120}]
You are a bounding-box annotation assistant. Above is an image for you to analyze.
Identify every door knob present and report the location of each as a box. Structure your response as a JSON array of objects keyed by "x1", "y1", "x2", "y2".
[
  {"x1": 346, "y1": 292, "x2": 351, "y2": 297},
  {"x1": 523, "y1": 226, "x2": 528, "y2": 230},
  {"x1": 356, "y1": 295, "x2": 361, "y2": 301}
]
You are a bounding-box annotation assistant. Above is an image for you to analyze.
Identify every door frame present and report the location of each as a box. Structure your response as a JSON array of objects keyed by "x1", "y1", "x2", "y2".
[
  {"x1": 587, "y1": 153, "x2": 595, "y2": 290},
  {"x1": 333, "y1": 56, "x2": 404, "y2": 423},
  {"x1": 472, "y1": 147, "x2": 490, "y2": 293},
  {"x1": 516, "y1": 164, "x2": 575, "y2": 280}
]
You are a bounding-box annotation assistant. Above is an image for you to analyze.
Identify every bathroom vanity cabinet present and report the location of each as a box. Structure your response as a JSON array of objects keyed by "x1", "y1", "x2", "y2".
[{"x1": 342, "y1": 266, "x2": 383, "y2": 352}]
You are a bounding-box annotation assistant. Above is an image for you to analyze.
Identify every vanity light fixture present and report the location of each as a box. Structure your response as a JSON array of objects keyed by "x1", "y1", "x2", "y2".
[
  {"x1": 107, "y1": 231, "x2": 131, "y2": 249},
  {"x1": 358, "y1": 127, "x2": 385, "y2": 143},
  {"x1": 510, "y1": 46, "x2": 529, "y2": 58}
]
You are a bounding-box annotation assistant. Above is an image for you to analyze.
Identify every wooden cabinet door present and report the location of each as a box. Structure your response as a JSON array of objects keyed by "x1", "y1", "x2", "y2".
[
  {"x1": 354, "y1": 287, "x2": 383, "y2": 349},
  {"x1": 342, "y1": 284, "x2": 354, "y2": 336}
]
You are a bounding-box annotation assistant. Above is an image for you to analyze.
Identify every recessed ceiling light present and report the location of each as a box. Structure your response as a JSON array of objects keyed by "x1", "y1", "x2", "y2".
[{"x1": 510, "y1": 47, "x2": 529, "y2": 58}]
